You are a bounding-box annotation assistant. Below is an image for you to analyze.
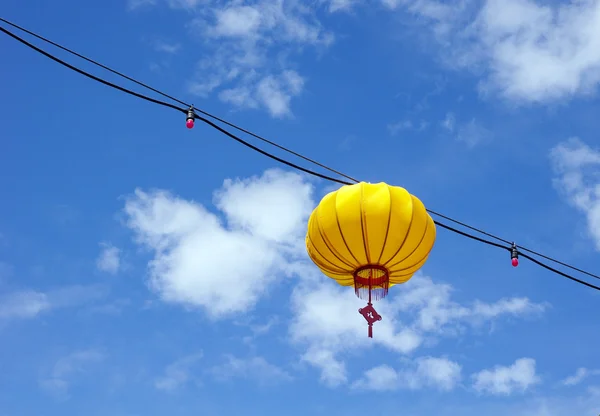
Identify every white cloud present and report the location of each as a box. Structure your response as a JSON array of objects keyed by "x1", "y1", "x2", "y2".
[
  {"x1": 455, "y1": 118, "x2": 492, "y2": 148},
  {"x1": 289, "y1": 280, "x2": 422, "y2": 387},
  {"x1": 466, "y1": 0, "x2": 600, "y2": 103},
  {"x1": 440, "y1": 113, "x2": 492, "y2": 147},
  {"x1": 352, "y1": 356, "x2": 462, "y2": 391},
  {"x1": 353, "y1": 365, "x2": 399, "y2": 391},
  {"x1": 418, "y1": 0, "x2": 600, "y2": 104},
  {"x1": 0, "y1": 285, "x2": 107, "y2": 321},
  {"x1": 442, "y1": 112, "x2": 455, "y2": 132},
  {"x1": 0, "y1": 290, "x2": 51, "y2": 320},
  {"x1": 96, "y1": 243, "x2": 121, "y2": 275},
  {"x1": 387, "y1": 119, "x2": 429, "y2": 135},
  {"x1": 210, "y1": 355, "x2": 293, "y2": 385},
  {"x1": 390, "y1": 275, "x2": 547, "y2": 333},
  {"x1": 472, "y1": 358, "x2": 540, "y2": 395},
  {"x1": 122, "y1": 169, "x2": 314, "y2": 319},
  {"x1": 155, "y1": 353, "x2": 204, "y2": 392},
  {"x1": 550, "y1": 137, "x2": 600, "y2": 249},
  {"x1": 388, "y1": 120, "x2": 413, "y2": 134},
  {"x1": 290, "y1": 274, "x2": 547, "y2": 387},
  {"x1": 337, "y1": 0, "x2": 600, "y2": 105},
  {"x1": 121, "y1": 169, "x2": 546, "y2": 389},
  {"x1": 154, "y1": 41, "x2": 181, "y2": 54},
  {"x1": 562, "y1": 367, "x2": 600, "y2": 386},
  {"x1": 40, "y1": 349, "x2": 104, "y2": 399},
  {"x1": 133, "y1": 0, "x2": 600, "y2": 110},
  {"x1": 186, "y1": 0, "x2": 333, "y2": 116},
  {"x1": 127, "y1": 0, "x2": 157, "y2": 10},
  {"x1": 128, "y1": 0, "x2": 205, "y2": 10},
  {"x1": 326, "y1": 0, "x2": 358, "y2": 13},
  {"x1": 167, "y1": 0, "x2": 205, "y2": 9}
]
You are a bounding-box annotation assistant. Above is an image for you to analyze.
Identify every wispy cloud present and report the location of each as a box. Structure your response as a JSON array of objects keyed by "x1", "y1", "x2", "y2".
[
  {"x1": 155, "y1": 353, "x2": 204, "y2": 392},
  {"x1": 387, "y1": 119, "x2": 428, "y2": 136},
  {"x1": 122, "y1": 169, "x2": 314, "y2": 318},
  {"x1": 441, "y1": 112, "x2": 492, "y2": 148},
  {"x1": 290, "y1": 274, "x2": 547, "y2": 387},
  {"x1": 442, "y1": 112, "x2": 455, "y2": 132},
  {"x1": 39, "y1": 349, "x2": 105, "y2": 400},
  {"x1": 127, "y1": 0, "x2": 157, "y2": 10},
  {"x1": 154, "y1": 41, "x2": 181, "y2": 54},
  {"x1": 550, "y1": 137, "x2": 600, "y2": 249},
  {"x1": 352, "y1": 356, "x2": 462, "y2": 392},
  {"x1": 0, "y1": 290, "x2": 51, "y2": 320},
  {"x1": 376, "y1": 0, "x2": 600, "y2": 105},
  {"x1": 181, "y1": 1, "x2": 334, "y2": 117},
  {"x1": 210, "y1": 355, "x2": 293, "y2": 385},
  {"x1": 0, "y1": 285, "x2": 108, "y2": 322},
  {"x1": 96, "y1": 243, "x2": 121, "y2": 275},
  {"x1": 561, "y1": 367, "x2": 600, "y2": 386},
  {"x1": 472, "y1": 358, "x2": 540, "y2": 396}
]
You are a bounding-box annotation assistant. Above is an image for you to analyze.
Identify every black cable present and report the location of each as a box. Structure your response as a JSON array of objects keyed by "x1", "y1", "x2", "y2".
[
  {"x1": 0, "y1": 24, "x2": 351, "y2": 186},
  {"x1": 0, "y1": 17, "x2": 518, "y2": 249},
  {"x1": 2, "y1": 20, "x2": 599, "y2": 291},
  {"x1": 0, "y1": 16, "x2": 361, "y2": 185},
  {"x1": 428, "y1": 210, "x2": 511, "y2": 245},
  {"x1": 430, "y1": 210, "x2": 600, "y2": 281},
  {"x1": 520, "y1": 252, "x2": 600, "y2": 291},
  {"x1": 437, "y1": 222, "x2": 600, "y2": 291},
  {"x1": 433, "y1": 221, "x2": 511, "y2": 252},
  {"x1": 194, "y1": 114, "x2": 352, "y2": 186},
  {"x1": 194, "y1": 109, "x2": 361, "y2": 184},
  {"x1": 0, "y1": 26, "x2": 185, "y2": 114},
  {"x1": 518, "y1": 246, "x2": 600, "y2": 281},
  {"x1": 0, "y1": 17, "x2": 190, "y2": 108}
]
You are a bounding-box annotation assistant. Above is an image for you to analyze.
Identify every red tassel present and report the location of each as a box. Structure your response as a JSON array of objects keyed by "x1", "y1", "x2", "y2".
[{"x1": 368, "y1": 325, "x2": 373, "y2": 338}]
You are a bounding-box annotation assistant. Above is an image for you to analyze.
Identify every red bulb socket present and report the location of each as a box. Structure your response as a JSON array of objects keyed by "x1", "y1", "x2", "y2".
[
  {"x1": 511, "y1": 257, "x2": 519, "y2": 267},
  {"x1": 186, "y1": 118, "x2": 194, "y2": 129}
]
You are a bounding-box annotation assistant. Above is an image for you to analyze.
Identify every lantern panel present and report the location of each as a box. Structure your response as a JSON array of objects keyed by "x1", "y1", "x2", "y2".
[
  {"x1": 377, "y1": 186, "x2": 414, "y2": 265},
  {"x1": 314, "y1": 192, "x2": 358, "y2": 271},
  {"x1": 359, "y1": 184, "x2": 394, "y2": 265},
  {"x1": 335, "y1": 184, "x2": 369, "y2": 265}
]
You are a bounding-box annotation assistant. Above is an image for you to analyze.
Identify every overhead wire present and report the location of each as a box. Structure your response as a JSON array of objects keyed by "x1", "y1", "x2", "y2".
[
  {"x1": 2, "y1": 19, "x2": 599, "y2": 291},
  {"x1": 0, "y1": 15, "x2": 534, "y2": 250},
  {"x1": 0, "y1": 17, "x2": 361, "y2": 185},
  {"x1": 2, "y1": 15, "x2": 589, "y2": 267},
  {"x1": 0, "y1": 24, "x2": 351, "y2": 186}
]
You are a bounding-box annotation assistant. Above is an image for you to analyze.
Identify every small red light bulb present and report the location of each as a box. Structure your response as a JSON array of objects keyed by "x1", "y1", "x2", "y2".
[
  {"x1": 511, "y1": 257, "x2": 519, "y2": 267},
  {"x1": 186, "y1": 118, "x2": 194, "y2": 129}
]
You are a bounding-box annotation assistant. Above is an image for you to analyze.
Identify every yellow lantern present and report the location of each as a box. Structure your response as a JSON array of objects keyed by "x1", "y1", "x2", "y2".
[{"x1": 305, "y1": 182, "x2": 436, "y2": 338}]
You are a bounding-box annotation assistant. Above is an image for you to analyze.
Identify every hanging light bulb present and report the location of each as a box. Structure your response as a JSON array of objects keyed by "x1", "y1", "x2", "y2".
[
  {"x1": 511, "y1": 243, "x2": 519, "y2": 267},
  {"x1": 186, "y1": 106, "x2": 195, "y2": 129}
]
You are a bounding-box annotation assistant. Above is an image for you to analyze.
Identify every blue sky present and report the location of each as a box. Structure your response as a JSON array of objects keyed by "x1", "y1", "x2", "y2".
[{"x1": 2, "y1": 0, "x2": 600, "y2": 415}]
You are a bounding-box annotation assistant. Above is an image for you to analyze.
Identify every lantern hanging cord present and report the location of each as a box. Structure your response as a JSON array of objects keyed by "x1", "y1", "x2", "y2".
[{"x1": 2, "y1": 20, "x2": 600, "y2": 292}]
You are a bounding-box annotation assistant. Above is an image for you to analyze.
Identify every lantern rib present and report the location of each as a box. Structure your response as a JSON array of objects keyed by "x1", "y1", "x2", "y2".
[
  {"x1": 391, "y1": 222, "x2": 437, "y2": 276},
  {"x1": 306, "y1": 233, "x2": 351, "y2": 274},
  {"x1": 388, "y1": 252, "x2": 432, "y2": 278},
  {"x1": 386, "y1": 215, "x2": 431, "y2": 271},
  {"x1": 376, "y1": 186, "x2": 393, "y2": 265},
  {"x1": 358, "y1": 185, "x2": 372, "y2": 264}
]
